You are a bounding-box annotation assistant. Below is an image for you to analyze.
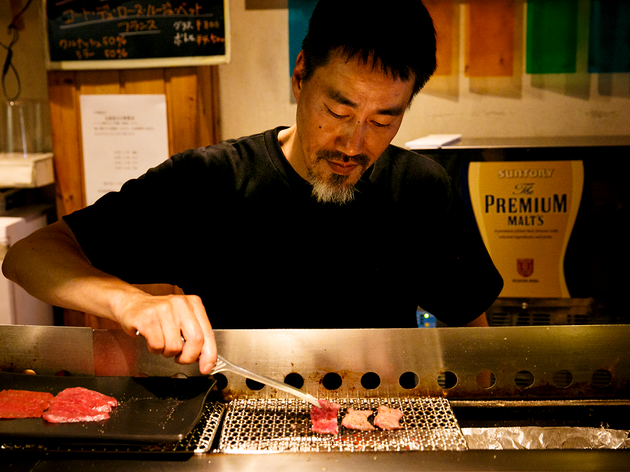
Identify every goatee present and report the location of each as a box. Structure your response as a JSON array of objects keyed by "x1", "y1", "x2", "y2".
[
  {"x1": 310, "y1": 173, "x2": 356, "y2": 204},
  {"x1": 308, "y1": 150, "x2": 369, "y2": 205}
]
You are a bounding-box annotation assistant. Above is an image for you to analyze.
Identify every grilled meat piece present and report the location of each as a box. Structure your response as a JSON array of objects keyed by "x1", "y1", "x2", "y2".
[
  {"x1": 374, "y1": 405, "x2": 403, "y2": 430},
  {"x1": 341, "y1": 408, "x2": 375, "y2": 431}
]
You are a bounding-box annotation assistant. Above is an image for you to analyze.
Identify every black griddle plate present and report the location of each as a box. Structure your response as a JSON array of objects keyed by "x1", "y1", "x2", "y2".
[{"x1": 0, "y1": 372, "x2": 215, "y2": 444}]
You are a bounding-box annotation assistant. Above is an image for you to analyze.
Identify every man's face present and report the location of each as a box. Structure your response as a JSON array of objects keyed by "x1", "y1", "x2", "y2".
[{"x1": 291, "y1": 51, "x2": 415, "y2": 204}]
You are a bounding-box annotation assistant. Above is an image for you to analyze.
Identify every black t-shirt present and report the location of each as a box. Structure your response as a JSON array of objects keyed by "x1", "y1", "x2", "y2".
[{"x1": 64, "y1": 127, "x2": 503, "y2": 328}]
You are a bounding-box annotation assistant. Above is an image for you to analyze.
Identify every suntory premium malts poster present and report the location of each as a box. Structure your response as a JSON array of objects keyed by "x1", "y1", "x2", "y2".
[{"x1": 468, "y1": 161, "x2": 584, "y2": 298}]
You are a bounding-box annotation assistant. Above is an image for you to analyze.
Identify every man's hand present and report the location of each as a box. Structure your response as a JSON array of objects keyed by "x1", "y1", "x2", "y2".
[{"x1": 113, "y1": 291, "x2": 217, "y2": 375}]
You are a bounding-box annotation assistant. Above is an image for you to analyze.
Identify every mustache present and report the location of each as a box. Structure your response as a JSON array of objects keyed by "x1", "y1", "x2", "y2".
[{"x1": 315, "y1": 150, "x2": 370, "y2": 168}]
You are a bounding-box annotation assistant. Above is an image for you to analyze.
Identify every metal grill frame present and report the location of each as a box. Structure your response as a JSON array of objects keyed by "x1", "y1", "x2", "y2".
[{"x1": 3, "y1": 326, "x2": 630, "y2": 470}]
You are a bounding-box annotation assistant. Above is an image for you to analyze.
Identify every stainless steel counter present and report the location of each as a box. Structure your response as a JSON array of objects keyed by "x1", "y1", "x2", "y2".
[
  {"x1": 439, "y1": 135, "x2": 630, "y2": 150},
  {"x1": 5, "y1": 449, "x2": 630, "y2": 472}
]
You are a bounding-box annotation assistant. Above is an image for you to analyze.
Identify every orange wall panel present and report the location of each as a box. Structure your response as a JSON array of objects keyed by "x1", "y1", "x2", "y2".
[
  {"x1": 465, "y1": 0, "x2": 515, "y2": 77},
  {"x1": 424, "y1": 0, "x2": 456, "y2": 76}
]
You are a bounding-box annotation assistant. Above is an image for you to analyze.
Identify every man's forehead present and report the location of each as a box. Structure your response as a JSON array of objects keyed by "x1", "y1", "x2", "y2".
[
  {"x1": 317, "y1": 54, "x2": 413, "y2": 113},
  {"x1": 325, "y1": 87, "x2": 407, "y2": 117}
]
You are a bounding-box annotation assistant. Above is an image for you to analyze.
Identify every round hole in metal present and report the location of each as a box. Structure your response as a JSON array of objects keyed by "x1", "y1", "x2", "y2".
[
  {"x1": 552, "y1": 369, "x2": 573, "y2": 388},
  {"x1": 212, "y1": 372, "x2": 228, "y2": 390},
  {"x1": 246, "y1": 378, "x2": 265, "y2": 391},
  {"x1": 360, "y1": 372, "x2": 380, "y2": 390},
  {"x1": 322, "y1": 372, "x2": 342, "y2": 390},
  {"x1": 476, "y1": 370, "x2": 496, "y2": 389},
  {"x1": 438, "y1": 371, "x2": 457, "y2": 389},
  {"x1": 515, "y1": 370, "x2": 535, "y2": 388},
  {"x1": 592, "y1": 369, "x2": 613, "y2": 388},
  {"x1": 284, "y1": 372, "x2": 305, "y2": 389},
  {"x1": 399, "y1": 371, "x2": 419, "y2": 389}
]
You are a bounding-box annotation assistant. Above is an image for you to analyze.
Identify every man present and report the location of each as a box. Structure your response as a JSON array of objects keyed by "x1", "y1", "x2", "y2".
[{"x1": 2, "y1": 0, "x2": 503, "y2": 375}]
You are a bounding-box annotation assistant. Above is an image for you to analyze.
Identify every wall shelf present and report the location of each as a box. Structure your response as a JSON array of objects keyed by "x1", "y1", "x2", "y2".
[{"x1": 0, "y1": 153, "x2": 54, "y2": 188}]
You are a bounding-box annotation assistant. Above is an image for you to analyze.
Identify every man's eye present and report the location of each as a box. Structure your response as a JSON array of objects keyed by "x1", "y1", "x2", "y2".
[
  {"x1": 372, "y1": 120, "x2": 391, "y2": 128},
  {"x1": 327, "y1": 107, "x2": 346, "y2": 119}
]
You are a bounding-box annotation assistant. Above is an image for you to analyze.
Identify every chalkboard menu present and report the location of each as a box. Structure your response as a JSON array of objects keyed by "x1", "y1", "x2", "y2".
[{"x1": 44, "y1": 0, "x2": 230, "y2": 70}]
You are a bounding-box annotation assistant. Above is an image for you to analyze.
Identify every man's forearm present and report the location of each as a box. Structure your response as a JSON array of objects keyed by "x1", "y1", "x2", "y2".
[
  {"x1": 2, "y1": 219, "x2": 218, "y2": 374},
  {"x1": 1, "y1": 220, "x2": 141, "y2": 321}
]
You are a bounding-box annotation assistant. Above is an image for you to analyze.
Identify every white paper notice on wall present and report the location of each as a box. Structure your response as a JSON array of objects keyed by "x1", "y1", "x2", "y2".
[{"x1": 80, "y1": 95, "x2": 169, "y2": 206}]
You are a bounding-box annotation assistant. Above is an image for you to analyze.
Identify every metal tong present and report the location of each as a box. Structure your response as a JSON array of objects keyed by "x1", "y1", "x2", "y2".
[
  {"x1": 135, "y1": 331, "x2": 320, "y2": 407},
  {"x1": 210, "y1": 355, "x2": 320, "y2": 407}
]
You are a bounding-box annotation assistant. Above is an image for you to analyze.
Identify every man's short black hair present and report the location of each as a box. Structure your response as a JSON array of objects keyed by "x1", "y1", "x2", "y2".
[{"x1": 301, "y1": 0, "x2": 437, "y2": 100}]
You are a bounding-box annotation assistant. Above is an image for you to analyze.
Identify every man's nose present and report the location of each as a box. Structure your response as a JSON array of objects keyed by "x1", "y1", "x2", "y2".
[{"x1": 337, "y1": 121, "x2": 367, "y2": 156}]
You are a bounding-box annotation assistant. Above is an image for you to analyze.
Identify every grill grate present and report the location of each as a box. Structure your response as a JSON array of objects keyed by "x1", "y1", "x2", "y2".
[
  {"x1": 218, "y1": 396, "x2": 467, "y2": 453},
  {"x1": 189, "y1": 399, "x2": 226, "y2": 454}
]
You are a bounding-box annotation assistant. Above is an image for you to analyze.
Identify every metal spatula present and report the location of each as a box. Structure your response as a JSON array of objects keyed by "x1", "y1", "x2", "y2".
[{"x1": 210, "y1": 355, "x2": 320, "y2": 407}]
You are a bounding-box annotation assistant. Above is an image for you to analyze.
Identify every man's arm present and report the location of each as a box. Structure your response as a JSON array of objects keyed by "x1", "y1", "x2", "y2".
[{"x1": 1, "y1": 220, "x2": 217, "y2": 374}]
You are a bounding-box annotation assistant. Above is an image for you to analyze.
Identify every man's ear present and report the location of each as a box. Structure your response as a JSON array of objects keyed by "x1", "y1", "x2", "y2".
[{"x1": 292, "y1": 51, "x2": 306, "y2": 100}]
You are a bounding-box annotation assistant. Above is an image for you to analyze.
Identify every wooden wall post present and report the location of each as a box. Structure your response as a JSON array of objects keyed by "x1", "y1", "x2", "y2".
[{"x1": 47, "y1": 66, "x2": 221, "y2": 328}]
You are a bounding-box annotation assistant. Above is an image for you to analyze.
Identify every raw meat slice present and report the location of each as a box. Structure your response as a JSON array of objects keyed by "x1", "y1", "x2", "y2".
[
  {"x1": 43, "y1": 387, "x2": 118, "y2": 423},
  {"x1": 54, "y1": 387, "x2": 118, "y2": 411},
  {"x1": 341, "y1": 408, "x2": 375, "y2": 431},
  {"x1": 373, "y1": 405, "x2": 403, "y2": 430},
  {"x1": 0, "y1": 389, "x2": 54, "y2": 419},
  {"x1": 310, "y1": 399, "x2": 341, "y2": 435}
]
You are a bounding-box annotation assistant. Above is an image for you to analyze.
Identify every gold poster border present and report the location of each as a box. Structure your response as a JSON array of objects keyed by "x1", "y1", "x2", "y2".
[{"x1": 468, "y1": 160, "x2": 584, "y2": 298}]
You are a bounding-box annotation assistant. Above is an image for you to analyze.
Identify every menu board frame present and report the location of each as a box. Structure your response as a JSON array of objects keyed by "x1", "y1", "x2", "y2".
[{"x1": 42, "y1": 0, "x2": 231, "y2": 70}]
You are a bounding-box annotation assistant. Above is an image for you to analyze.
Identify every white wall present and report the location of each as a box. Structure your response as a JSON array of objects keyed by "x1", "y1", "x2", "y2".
[
  {"x1": 218, "y1": 0, "x2": 630, "y2": 148},
  {"x1": 2, "y1": 0, "x2": 629, "y2": 150},
  {"x1": 218, "y1": 0, "x2": 296, "y2": 140}
]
